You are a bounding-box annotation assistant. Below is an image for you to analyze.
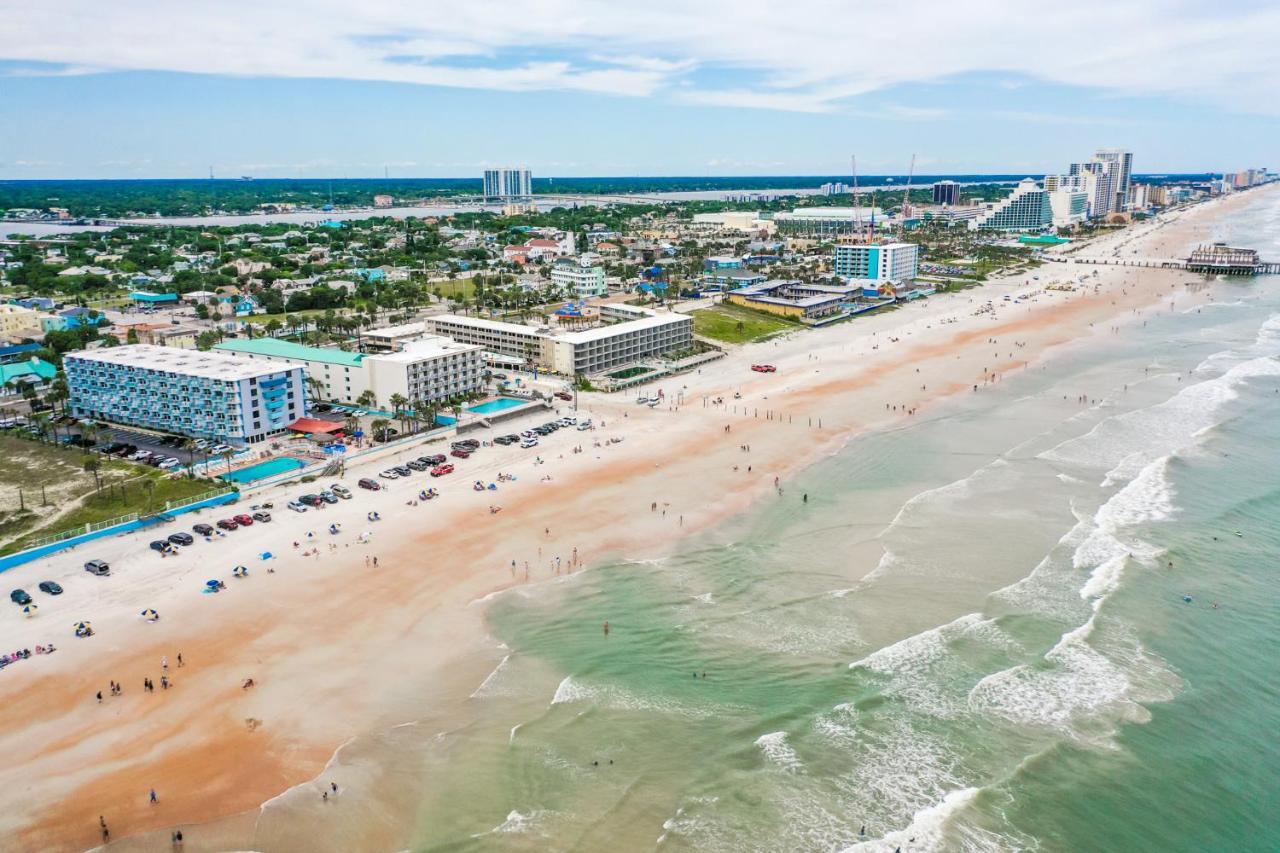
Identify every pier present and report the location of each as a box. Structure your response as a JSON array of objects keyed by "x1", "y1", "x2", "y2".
[{"x1": 1045, "y1": 243, "x2": 1279, "y2": 276}]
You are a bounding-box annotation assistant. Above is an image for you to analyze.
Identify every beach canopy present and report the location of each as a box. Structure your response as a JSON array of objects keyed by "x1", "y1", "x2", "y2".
[
  {"x1": 233, "y1": 566, "x2": 248, "y2": 577},
  {"x1": 22, "y1": 604, "x2": 37, "y2": 616},
  {"x1": 206, "y1": 579, "x2": 221, "y2": 588},
  {"x1": 140, "y1": 608, "x2": 159, "y2": 621},
  {"x1": 260, "y1": 551, "x2": 274, "y2": 560}
]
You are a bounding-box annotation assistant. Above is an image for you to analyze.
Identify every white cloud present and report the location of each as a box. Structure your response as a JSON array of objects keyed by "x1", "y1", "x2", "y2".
[{"x1": 1, "y1": 1, "x2": 1278, "y2": 113}]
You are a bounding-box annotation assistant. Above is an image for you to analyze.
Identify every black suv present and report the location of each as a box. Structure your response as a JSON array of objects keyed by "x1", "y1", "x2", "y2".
[
  {"x1": 192, "y1": 523, "x2": 214, "y2": 536},
  {"x1": 10, "y1": 589, "x2": 32, "y2": 605},
  {"x1": 168, "y1": 532, "x2": 195, "y2": 546}
]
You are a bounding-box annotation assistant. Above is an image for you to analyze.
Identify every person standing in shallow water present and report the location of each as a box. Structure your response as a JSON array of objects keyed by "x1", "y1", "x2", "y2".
[{"x1": 603, "y1": 621, "x2": 610, "y2": 636}]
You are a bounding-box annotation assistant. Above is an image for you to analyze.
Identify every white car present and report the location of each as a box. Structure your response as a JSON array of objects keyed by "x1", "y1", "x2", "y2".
[
  {"x1": 520, "y1": 438, "x2": 539, "y2": 449},
  {"x1": 379, "y1": 469, "x2": 399, "y2": 479},
  {"x1": 131, "y1": 450, "x2": 152, "y2": 461},
  {"x1": 330, "y1": 484, "x2": 352, "y2": 499},
  {"x1": 352, "y1": 410, "x2": 368, "y2": 417},
  {"x1": 560, "y1": 416, "x2": 576, "y2": 426},
  {"x1": 158, "y1": 458, "x2": 180, "y2": 469},
  {"x1": 577, "y1": 420, "x2": 592, "y2": 431},
  {"x1": 193, "y1": 439, "x2": 210, "y2": 449},
  {"x1": 210, "y1": 444, "x2": 233, "y2": 454},
  {"x1": 287, "y1": 500, "x2": 308, "y2": 513}
]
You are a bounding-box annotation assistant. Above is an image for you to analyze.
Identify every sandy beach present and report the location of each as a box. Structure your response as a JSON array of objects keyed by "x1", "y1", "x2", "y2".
[{"x1": 0, "y1": 185, "x2": 1272, "y2": 851}]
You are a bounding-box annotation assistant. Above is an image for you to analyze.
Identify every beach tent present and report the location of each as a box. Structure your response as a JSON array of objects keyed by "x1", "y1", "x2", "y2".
[
  {"x1": 22, "y1": 604, "x2": 37, "y2": 617},
  {"x1": 140, "y1": 609, "x2": 159, "y2": 621}
]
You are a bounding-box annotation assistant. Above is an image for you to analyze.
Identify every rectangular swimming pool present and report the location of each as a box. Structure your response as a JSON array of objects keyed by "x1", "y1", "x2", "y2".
[
  {"x1": 221, "y1": 457, "x2": 307, "y2": 484},
  {"x1": 466, "y1": 397, "x2": 530, "y2": 415}
]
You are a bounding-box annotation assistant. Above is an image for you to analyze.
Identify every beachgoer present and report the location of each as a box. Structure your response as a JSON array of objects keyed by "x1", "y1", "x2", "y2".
[
  {"x1": 96, "y1": 691, "x2": 102, "y2": 703},
  {"x1": 177, "y1": 653, "x2": 183, "y2": 667},
  {"x1": 603, "y1": 621, "x2": 610, "y2": 636},
  {"x1": 150, "y1": 788, "x2": 158, "y2": 804},
  {"x1": 331, "y1": 782, "x2": 338, "y2": 794}
]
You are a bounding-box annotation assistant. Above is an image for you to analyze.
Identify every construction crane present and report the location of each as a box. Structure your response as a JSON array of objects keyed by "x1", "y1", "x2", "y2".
[
  {"x1": 899, "y1": 153, "x2": 916, "y2": 238},
  {"x1": 850, "y1": 155, "x2": 863, "y2": 242}
]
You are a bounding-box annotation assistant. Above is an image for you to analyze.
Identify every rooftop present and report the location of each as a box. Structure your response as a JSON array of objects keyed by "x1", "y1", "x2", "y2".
[
  {"x1": 214, "y1": 337, "x2": 365, "y2": 368},
  {"x1": 365, "y1": 321, "x2": 427, "y2": 340},
  {"x1": 66, "y1": 344, "x2": 294, "y2": 381},
  {"x1": 367, "y1": 337, "x2": 483, "y2": 364}
]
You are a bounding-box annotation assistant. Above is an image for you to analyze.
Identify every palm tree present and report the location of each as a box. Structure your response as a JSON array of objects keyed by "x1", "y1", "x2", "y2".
[
  {"x1": 47, "y1": 374, "x2": 69, "y2": 415},
  {"x1": 343, "y1": 414, "x2": 359, "y2": 436},
  {"x1": 388, "y1": 392, "x2": 407, "y2": 418},
  {"x1": 180, "y1": 438, "x2": 198, "y2": 477},
  {"x1": 356, "y1": 389, "x2": 377, "y2": 411},
  {"x1": 142, "y1": 480, "x2": 156, "y2": 513},
  {"x1": 369, "y1": 417, "x2": 390, "y2": 442},
  {"x1": 30, "y1": 412, "x2": 51, "y2": 443},
  {"x1": 221, "y1": 448, "x2": 235, "y2": 474},
  {"x1": 265, "y1": 318, "x2": 283, "y2": 338},
  {"x1": 305, "y1": 376, "x2": 326, "y2": 405},
  {"x1": 83, "y1": 455, "x2": 102, "y2": 491}
]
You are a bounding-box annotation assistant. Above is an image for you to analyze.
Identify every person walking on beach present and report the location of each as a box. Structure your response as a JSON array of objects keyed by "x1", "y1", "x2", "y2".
[
  {"x1": 162, "y1": 656, "x2": 168, "y2": 671},
  {"x1": 331, "y1": 782, "x2": 339, "y2": 794},
  {"x1": 150, "y1": 788, "x2": 158, "y2": 804},
  {"x1": 176, "y1": 652, "x2": 183, "y2": 667},
  {"x1": 161, "y1": 675, "x2": 169, "y2": 690},
  {"x1": 96, "y1": 690, "x2": 102, "y2": 703}
]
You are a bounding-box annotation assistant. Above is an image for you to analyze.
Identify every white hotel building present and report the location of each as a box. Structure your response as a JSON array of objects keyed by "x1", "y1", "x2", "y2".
[
  {"x1": 426, "y1": 309, "x2": 693, "y2": 376},
  {"x1": 65, "y1": 344, "x2": 305, "y2": 444}
]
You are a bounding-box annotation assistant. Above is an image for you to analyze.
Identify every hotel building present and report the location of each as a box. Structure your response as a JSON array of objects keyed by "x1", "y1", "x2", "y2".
[
  {"x1": 834, "y1": 242, "x2": 919, "y2": 281},
  {"x1": 214, "y1": 337, "x2": 484, "y2": 410},
  {"x1": 65, "y1": 344, "x2": 305, "y2": 444},
  {"x1": 425, "y1": 310, "x2": 693, "y2": 376},
  {"x1": 969, "y1": 179, "x2": 1053, "y2": 231}
]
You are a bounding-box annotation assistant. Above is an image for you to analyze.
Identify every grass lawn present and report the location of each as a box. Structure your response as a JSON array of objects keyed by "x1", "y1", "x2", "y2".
[
  {"x1": 691, "y1": 303, "x2": 800, "y2": 344},
  {"x1": 0, "y1": 434, "x2": 220, "y2": 553},
  {"x1": 430, "y1": 278, "x2": 479, "y2": 304}
]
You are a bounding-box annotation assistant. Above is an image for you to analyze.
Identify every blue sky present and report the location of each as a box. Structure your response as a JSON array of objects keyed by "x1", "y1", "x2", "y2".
[{"x1": 1, "y1": 1, "x2": 1277, "y2": 179}]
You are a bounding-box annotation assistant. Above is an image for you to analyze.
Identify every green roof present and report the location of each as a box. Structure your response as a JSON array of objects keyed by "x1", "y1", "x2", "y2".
[
  {"x1": 213, "y1": 337, "x2": 365, "y2": 367},
  {"x1": 0, "y1": 357, "x2": 58, "y2": 386}
]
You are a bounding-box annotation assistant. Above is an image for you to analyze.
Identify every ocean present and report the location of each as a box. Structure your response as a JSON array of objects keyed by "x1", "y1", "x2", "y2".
[{"x1": 275, "y1": 194, "x2": 1280, "y2": 851}]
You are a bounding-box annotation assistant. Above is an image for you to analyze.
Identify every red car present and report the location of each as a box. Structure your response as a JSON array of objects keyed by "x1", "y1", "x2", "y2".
[
  {"x1": 554, "y1": 391, "x2": 572, "y2": 401},
  {"x1": 216, "y1": 518, "x2": 239, "y2": 531},
  {"x1": 450, "y1": 448, "x2": 471, "y2": 459},
  {"x1": 233, "y1": 513, "x2": 254, "y2": 526},
  {"x1": 751, "y1": 364, "x2": 777, "y2": 373},
  {"x1": 430, "y1": 464, "x2": 455, "y2": 477}
]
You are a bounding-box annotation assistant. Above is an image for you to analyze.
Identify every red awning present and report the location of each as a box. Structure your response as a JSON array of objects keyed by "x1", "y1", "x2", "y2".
[{"x1": 288, "y1": 418, "x2": 344, "y2": 435}]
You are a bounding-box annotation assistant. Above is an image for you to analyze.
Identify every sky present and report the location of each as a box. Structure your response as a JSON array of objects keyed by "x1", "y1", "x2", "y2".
[{"x1": 0, "y1": 0, "x2": 1277, "y2": 179}]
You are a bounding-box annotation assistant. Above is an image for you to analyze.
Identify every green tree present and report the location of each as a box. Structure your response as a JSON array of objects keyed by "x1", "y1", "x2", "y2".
[
  {"x1": 126, "y1": 327, "x2": 139, "y2": 344},
  {"x1": 83, "y1": 455, "x2": 102, "y2": 490},
  {"x1": 195, "y1": 331, "x2": 220, "y2": 351}
]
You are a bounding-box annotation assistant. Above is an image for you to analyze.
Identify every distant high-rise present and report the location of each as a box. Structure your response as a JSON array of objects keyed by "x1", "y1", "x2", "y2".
[
  {"x1": 968, "y1": 178, "x2": 1052, "y2": 232},
  {"x1": 1094, "y1": 148, "x2": 1133, "y2": 213},
  {"x1": 932, "y1": 180, "x2": 961, "y2": 206},
  {"x1": 483, "y1": 168, "x2": 532, "y2": 200}
]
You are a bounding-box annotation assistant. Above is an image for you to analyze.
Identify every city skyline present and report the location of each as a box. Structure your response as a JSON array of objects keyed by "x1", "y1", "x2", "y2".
[{"x1": 1, "y1": 1, "x2": 1278, "y2": 179}]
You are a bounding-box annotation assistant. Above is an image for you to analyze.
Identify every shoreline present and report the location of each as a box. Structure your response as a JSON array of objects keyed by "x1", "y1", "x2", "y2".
[{"x1": 0, "y1": 185, "x2": 1272, "y2": 851}]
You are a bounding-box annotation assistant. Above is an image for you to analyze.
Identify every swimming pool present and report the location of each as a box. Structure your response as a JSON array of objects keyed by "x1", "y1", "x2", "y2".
[
  {"x1": 467, "y1": 397, "x2": 530, "y2": 415},
  {"x1": 221, "y1": 457, "x2": 308, "y2": 484}
]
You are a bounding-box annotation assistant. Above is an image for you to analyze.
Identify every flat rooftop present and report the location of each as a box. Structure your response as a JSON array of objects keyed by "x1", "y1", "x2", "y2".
[
  {"x1": 67, "y1": 344, "x2": 293, "y2": 381},
  {"x1": 365, "y1": 321, "x2": 427, "y2": 339},
  {"x1": 367, "y1": 336, "x2": 482, "y2": 363},
  {"x1": 214, "y1": 337, "x2": 365, "y2": 368}
]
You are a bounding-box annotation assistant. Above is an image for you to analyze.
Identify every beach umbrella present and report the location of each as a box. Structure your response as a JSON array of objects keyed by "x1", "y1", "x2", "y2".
[
  {"x1": 140, "y1": 608, "x2": 159, "y2": 621},
  {"x1": 206, "y1": 579, "x2": 221, "y2": 589},
  {"x1": 22, "y1": 604, "x2": 37, "y2": 616}
]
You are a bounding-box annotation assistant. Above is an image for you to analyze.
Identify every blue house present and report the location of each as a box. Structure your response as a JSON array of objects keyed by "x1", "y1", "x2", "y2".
[{"x1": 130, "y1": 291, "x2": 180, "y2": 307}]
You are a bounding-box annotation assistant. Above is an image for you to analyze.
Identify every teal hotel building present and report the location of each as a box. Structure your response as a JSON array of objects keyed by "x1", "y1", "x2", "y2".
[{"x1": 65, "y1": 344, "x2": 306, "y2": 445}]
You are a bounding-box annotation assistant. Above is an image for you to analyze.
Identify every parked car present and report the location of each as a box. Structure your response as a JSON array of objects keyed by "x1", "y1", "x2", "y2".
[
  {"x1": 554, "y1": 391, "x2": 572, "y2": 401},
  {"x1": 38, "y1": 581, "x2": 63, "y2": 595},
  {"x1": 329, "y1": 484, "x2": 352, "y2": 499},
  {"x1": 216, "y1": 518, "x2": 239, "y2": 531},
  {"x1": 287, "y1": 500, "x2": 308, "y2": 513},
  {"x1": 392, "y1": 465, "x2": 412, "y2": 477},
  {"x1": 210, "y1": 444, "x2": 233, "y2": 455},
  {"x1": 520, "y1": 438, "x2": 539, "y2": 448},
  {"x1": 251, "y1": 510, "x2": 272, "y2": 522},
  {"x1": 424, "y1": 454, "x2": 447, "y2": 465},
  {"x1": 157, "y1": 458, "x2": 181, "y2": 470},
  {"x1": 149, "y1": 540, "x2": 172, "y2": 552},
  {"x1": 318, "y1": 491, "x2": 339, "y2": 504},
  {"x1": 577, "y1": 420, "x2": 593, "y2": 430},
  {"x1": 751, "y1": 364, "x2": 777, "y2": 373},
  {"x1": 10, "y1": 589, "x2": 33, "y2": 605},
  {"x1": 430, "y1": 464, "x2": 455, "y2": 477},
  {"x1": 84, "y1": 559, "x2": 111, "y2": 576},
  {"x1": 407, "y1": 459, "x2": 430, "y2": 471},
  {"x1": 450, "y1": 449, "x2": 471, "y2": 459},
  {"x1": 357, "y1": 478, "x2": 381, "y2": 491},
  {"x1": 233, "y1": 513, "x2": 255, "y2": 526},
  {"x1": 192, "y1": 523, "x2": 215, "y2": 536},
  {"x1": 379, "y1": 469, "x2": 400, "y2": 480},
  {"x1": 167, "y1": 532, "x2": 195, "y2": 546},
  {"x1": 299, "y1": 494, "x2": 324, "y2": 507},
  {"x1": 494, "y1": 434, "x2": 517, "y2": 445},
  {"x1": 454, "y1": 439, "x2": 480, "y2": 450}
]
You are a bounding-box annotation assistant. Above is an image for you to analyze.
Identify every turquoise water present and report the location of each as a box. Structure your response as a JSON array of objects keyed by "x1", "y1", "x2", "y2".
[
  {"x1": 287, "y1": 194, "x2": 1280, "y2": 851},
  {"x1": 221, "y1": 456, "x2": 306, "y2": 483},
  {"x1": 467, "y1": 397, "x2": 530, "y2": 415}
]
